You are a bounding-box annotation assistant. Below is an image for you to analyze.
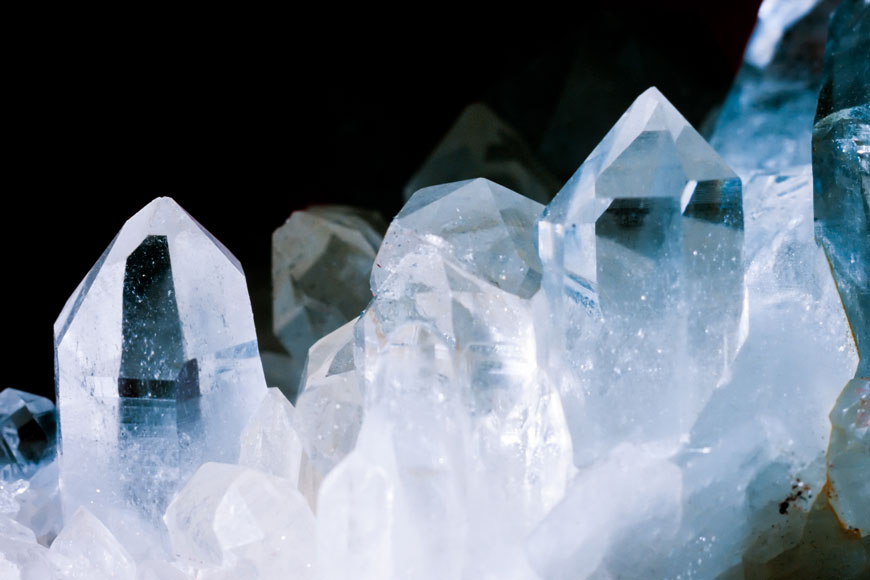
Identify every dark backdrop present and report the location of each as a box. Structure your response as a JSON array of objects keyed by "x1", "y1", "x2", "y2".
[{"x1": 9, "y1": 2, "x2": 762, "y2": 401}]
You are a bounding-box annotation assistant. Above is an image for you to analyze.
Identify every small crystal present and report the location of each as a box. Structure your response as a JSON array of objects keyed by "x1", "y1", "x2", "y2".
[
  {"x1": 0, "y1": 389, "x2": 57, "y2": 480},
  {"x1": 295, "y1": 319, "x2": 363, "y2": 476},
  {"x1": 164, "y1": 462, "x2": 316, "y2": 579},
  {"x1": 272, "y1": 205, "x2": 384, "y2": 394},
  {"x1": 48, "y1": 507, "x2": 136, "y2": 580}
]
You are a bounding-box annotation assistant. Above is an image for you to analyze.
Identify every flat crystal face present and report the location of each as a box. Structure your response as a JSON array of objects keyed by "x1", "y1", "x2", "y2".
[{"x1": 54, "y1": 197, "x2": 266, "y2": 556}]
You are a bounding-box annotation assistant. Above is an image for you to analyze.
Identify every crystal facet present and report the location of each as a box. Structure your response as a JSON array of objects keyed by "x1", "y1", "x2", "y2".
[
  {"x1": 0, "y1": 389, "x2": 56, "y2": 480},
  {"x1": 54, "y1": 197, "x2": 267, "y2": 555}
]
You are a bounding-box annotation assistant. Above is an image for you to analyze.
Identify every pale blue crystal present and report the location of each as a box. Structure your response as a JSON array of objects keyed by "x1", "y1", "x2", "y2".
[{"x1": 0, "y1": 389, "x2": 56, "y2": 480}]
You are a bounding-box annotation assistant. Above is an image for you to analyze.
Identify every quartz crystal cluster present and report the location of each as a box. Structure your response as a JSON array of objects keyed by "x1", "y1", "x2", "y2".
[{"x1": 2, "y1": 0, "x2": 868, "y2": 577}]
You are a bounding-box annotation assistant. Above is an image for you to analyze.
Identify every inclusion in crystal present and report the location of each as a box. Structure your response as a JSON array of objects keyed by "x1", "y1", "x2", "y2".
[
  {"x1": 404, "y1": 103, "x2": 559, "y2": 204},
  {"x1": 272, "y1": 205, "x2": 385, "y2": 396},
  {"x1": 538, "y1": 87, "x2": 745, "y2": 463},
  {"x1": 164, "y1": 462, "x2": 316, "y2": 579},
  {"x1": 294, "y1": 319, "x2": 363, "y2": 476},
  {"x1": 0, "y1": 389, "x2": 56, "y2": 480},
  {"x1": 54, "y1": 197, "x2": 267, "y2": 556}
]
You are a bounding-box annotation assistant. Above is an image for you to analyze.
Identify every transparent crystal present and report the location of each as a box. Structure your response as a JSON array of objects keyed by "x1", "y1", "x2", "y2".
[
  {"x1": 538, "y1": 87, "x2": 746, "y2": 463},
  {"x1": 0, "y1": 389, "x2": 56, "y2": 480},
  {"x1": 826, "y1": 378, "x2": 870, "y2": 534},
  {"x1": 295, "y1": 319, "x2": 363, "y2": 476},
  {"x1": 404, "y1": 103, "x2": 559, "y2": 204},
  {"x1": 54, "y1": 197, "x2": 267, "y2": 556},
  {"x1": 272, "y1": 205, "x2": 384, "y2": 394},
  {"x1": 164, "y1": 462, "x2": 316, "y2": 579}
]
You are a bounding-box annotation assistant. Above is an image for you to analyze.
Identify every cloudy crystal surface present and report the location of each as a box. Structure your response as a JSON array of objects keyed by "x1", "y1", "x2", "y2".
[{"x1": 54, "y1": 197, "x2": 266, "y2": 556}]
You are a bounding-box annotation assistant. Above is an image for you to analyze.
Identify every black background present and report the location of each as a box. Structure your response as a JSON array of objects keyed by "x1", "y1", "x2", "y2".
[{"x1": 9, "y1": 2, "x2": 762, "y2": 401}]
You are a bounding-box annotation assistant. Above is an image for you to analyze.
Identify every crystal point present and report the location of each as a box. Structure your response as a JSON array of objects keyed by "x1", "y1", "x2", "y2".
[{"x1": 54, "y1": 197, "x2": 267, "y2": 554}]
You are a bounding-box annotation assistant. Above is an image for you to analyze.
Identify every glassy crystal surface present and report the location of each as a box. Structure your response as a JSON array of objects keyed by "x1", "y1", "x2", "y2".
[
  {"x1": 54, "y1": 197, "x2": 267, "y2": 556},
  {"x1": 295, "y1": 319, "x2": 363, "y2": 476},
  {"x1": 404, "y1": 103, "x2": 559, "y2": 204},
  {"x1": 538, "y1": 87, "x2": 745, "y2": 464},
  {"x1": 272, "y1": 205, "x2": 385, "y2": 396},
  {"x1": 708, "y1": 0, "x2": 835, "y2": 178},
  {"x1": 0, "y1": 389, "x2": 56, "y2": 480},
  {"x1": 164, "y1": 462, "x2": 316, "y2": 579}
]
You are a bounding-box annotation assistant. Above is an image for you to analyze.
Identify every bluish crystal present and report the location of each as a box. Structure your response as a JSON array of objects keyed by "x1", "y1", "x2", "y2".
[{"x1": 0, "y1": 389, "x2": 56, "y2": 480}]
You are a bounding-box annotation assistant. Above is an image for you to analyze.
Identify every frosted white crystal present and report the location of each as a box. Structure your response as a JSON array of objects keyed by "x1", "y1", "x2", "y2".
[
  {"x1": 239, "y1": 387, "x2": 320, "y2": 509},
  {"x1": 54, "y1": 197, "x2": 267, "y2": 556},
  {"x1": 49, "y1": 507, "x2": 136, "y2": 580},
  {"x1": 539, "y1": 87, "x2": 746, "y2": 464},
  {"x1": 272, "y1": 205, "x2": 384, "y2": 392},
  {"x1": 164, "y1": 462, "x2": 316, "y2": 579},
  {"x1": 404, "y1": 103, "x2": 559, "y2": 204},
  {"x1": 295, "y1": 319, "x2": 363, "y2": 476}
]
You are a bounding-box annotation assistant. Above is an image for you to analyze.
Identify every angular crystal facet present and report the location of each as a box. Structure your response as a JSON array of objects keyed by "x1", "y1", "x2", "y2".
[
  {"x1": 48, "y1": 507, "x2": 136, "y2": 580},
  {"x1": 54, "y1": 197, "x2": 267, "y2": 556},
  {"x1": 539, "y1": 87, "x2": 746, "y2": 463},
  {"x1": 295, "y1": 319, "x2": 363, "y2": 476},
  {"x1": 164, "y1": 462, "x2": 316, "y2": 579},
  {"x1": 0, "y1": 389, "x2": 56, "y2": 480},
  {"x1": 404, "y1": 103, "x2": 559, "y2": 204},
  {"x1": 272, "y1": 205, "x2": 385, "y2": 395}
]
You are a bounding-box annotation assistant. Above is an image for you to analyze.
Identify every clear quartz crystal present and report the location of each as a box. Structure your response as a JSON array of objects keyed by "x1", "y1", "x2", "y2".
[
  {"x1": 272, "y1": 205, "x2": 384, "y2": 393},
  {"x1": 54, "y1": 197, "x2": 267, "y2": 557},
  {"x1": 538, "y1": 87, "x2": 746, "y2": 464},
  {"x1": 48, "y1": 507, "x2": 136, "y2": 580}
]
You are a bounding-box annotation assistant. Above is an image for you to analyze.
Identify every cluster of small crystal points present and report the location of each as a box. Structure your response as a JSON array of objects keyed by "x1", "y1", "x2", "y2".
[{"x1": 2, "y1": 1, "x2": 868, "y2": 578}]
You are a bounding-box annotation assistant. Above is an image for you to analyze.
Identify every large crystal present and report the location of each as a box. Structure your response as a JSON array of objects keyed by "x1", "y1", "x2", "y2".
[
  {"x1": 538, "y1": 86, "x2": 746, "y2": 464},
  {"x1": 403, "y1": 103, "x2": 559, "y2": 204},
  {"x1": 164, "y1": 462, "x2": 316, "y2": 579},
  {"x1": 351, "y1": 178, "x2": 572, "y2": 578},
  {"x1": 0, "y1": 389, "x2": 56, "y2": 480},
  {"x1": 272, "y1": 205, "x2": 384, "y2": 395},
  {"x1": 54, "y1": 197, "x2": 267, "y2": 556}
]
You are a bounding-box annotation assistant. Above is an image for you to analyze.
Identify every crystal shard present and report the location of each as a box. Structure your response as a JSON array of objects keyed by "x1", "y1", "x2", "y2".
[
  {"x1": 0, "y1": 389, "x2": 56, "y2": 480},
  {"x1": 164, "y1": 462, "x2": 316, "y2": 579},
  {"x1": 403, "y1": 103, "x2": 559, "y2": 204},
  {"x1": 538, "y1": 87, "x2": 745, "y2": 463},
  {"x1": 272, "y1": 205, "x2": 384, "y2": 395},
  {"x1": 295, "y1": 319, "x2": 363, "y2": 476},
  {"x1": 54, "y1": 197, "x2": 267, "y2": 556}
]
